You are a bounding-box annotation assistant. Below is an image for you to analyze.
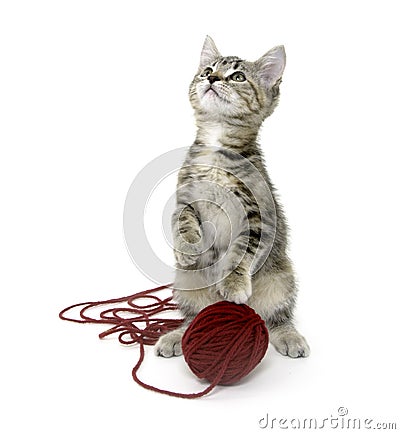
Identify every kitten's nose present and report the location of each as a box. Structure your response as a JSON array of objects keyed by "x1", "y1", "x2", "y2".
[{"x1": 208, "y1": 74, "x2": 221, "y2": 84}]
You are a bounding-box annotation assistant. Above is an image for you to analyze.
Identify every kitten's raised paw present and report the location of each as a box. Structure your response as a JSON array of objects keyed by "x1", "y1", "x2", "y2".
[
  {"x1": 174, "y1": 250, "x2": 199, "y2": 268},
  {"x1": 154, "y1": 330, "x2": 183, "y2": 358},
  {"x1": 271, "y1": 329, "x2": 310, "y2": 358},
  {"x1": 174, "y1": 238, "x2": 202, "y2": 268}
]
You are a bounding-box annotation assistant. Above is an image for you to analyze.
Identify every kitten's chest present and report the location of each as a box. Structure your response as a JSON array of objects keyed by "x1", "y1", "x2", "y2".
[
  {"x1": 190, "y1": 128, "x2": 236, "y2": 184},
  {"x1": 189, "y1": 149, "x2": 237, "y2": 191}
]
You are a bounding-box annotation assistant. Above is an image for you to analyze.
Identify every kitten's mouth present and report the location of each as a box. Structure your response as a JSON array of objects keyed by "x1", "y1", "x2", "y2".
[
  {"x1": 204, "y1": 86, "x2": 219, "y2": 97},
  {"x1": 200, "y1": 84, "x2": 230, "y2": 105}
]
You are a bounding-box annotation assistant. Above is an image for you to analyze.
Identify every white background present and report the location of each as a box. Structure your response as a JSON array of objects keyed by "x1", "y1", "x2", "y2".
[{"x1": 1, "y1": 1, "x2": 399, "y2": 433}]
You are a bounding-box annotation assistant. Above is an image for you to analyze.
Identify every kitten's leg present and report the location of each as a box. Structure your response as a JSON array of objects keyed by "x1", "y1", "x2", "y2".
[
  {"x1": 216, "y1": 229, "x2": 256, "y2": 304},
  {"x1": 172, "y1": 204, "x2": 202, "y2": 268},
  {"x1": 251, "y1": 268, "x2": 310, "y2": 358},
  {"x1": 155, "y1": 270, "x2": 222, "y2": 357},
  {"x1": 266, "y1": 286, "x2": 310, "y2": 358}
]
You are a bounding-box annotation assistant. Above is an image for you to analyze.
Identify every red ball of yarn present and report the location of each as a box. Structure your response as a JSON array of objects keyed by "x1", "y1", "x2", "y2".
[{"x1": 181, "y1": 301, "x2": 269, "y2": 386}]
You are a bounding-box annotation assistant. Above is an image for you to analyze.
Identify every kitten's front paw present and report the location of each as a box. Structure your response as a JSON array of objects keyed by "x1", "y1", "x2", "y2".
[
  {"x1": 217, "y1": 271, "x2": 252, "y2": 304},
  {"x1": 155, "y1": 330, "x2": 184, "y2": 358}
]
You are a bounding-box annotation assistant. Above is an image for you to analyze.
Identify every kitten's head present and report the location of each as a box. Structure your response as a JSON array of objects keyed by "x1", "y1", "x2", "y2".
[{"x1": 189, "y1": 36, "x2": 286, "y2": 124}]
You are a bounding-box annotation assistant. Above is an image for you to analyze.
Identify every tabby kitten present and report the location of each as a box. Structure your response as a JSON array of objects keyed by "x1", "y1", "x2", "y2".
[{"x1": 155, "y1": 36, "x2": 310, "y2": 358}]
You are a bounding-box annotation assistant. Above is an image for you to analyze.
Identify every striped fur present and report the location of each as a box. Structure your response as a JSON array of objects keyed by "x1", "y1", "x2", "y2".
[{"x1": 155, "y1": 36, "x2": 309, "y2": 359}]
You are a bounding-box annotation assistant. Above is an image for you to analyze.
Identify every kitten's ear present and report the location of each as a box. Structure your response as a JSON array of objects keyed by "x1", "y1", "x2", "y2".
[
  {"x1": 255, "y1": 45, "x2": 286, "y2": 89},
  {"x1": 199, "y1": 35, "x2": 221, "y2": 68}
]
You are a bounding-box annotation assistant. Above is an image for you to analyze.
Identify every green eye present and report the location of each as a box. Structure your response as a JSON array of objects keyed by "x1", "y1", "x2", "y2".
[
  {"x1": 230, "y1": 71, "x2": 246, "y2": 82},
  {"x1": 200, "y1": 67, "x2": 213, "y2": 78}
]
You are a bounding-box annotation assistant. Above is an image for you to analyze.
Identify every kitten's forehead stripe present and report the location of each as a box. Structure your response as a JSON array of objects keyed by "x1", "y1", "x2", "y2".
[
  {"x1": 224, "y1": 67, "x2": 237, "y2": 78},
  {"x1": 210, "y1": 58, "x2": 245, "y2": 77}
]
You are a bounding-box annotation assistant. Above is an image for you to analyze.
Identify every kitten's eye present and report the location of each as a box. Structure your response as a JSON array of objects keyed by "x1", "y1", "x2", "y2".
[
  {"x1": 200, "y1": 67, "x2": 213, "y2": 78},
  {"x1": 230, "y1": 71, "x2": 246, "y2": 82}
]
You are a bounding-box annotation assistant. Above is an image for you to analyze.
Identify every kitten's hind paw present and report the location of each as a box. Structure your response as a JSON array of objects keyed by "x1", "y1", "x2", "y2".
[
  {"x1": 270, "y1": 326, "x2": 310, "y2": 358},
  {"x1": 154, "y1": 330, "x2": 184, "y2": 358}
]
